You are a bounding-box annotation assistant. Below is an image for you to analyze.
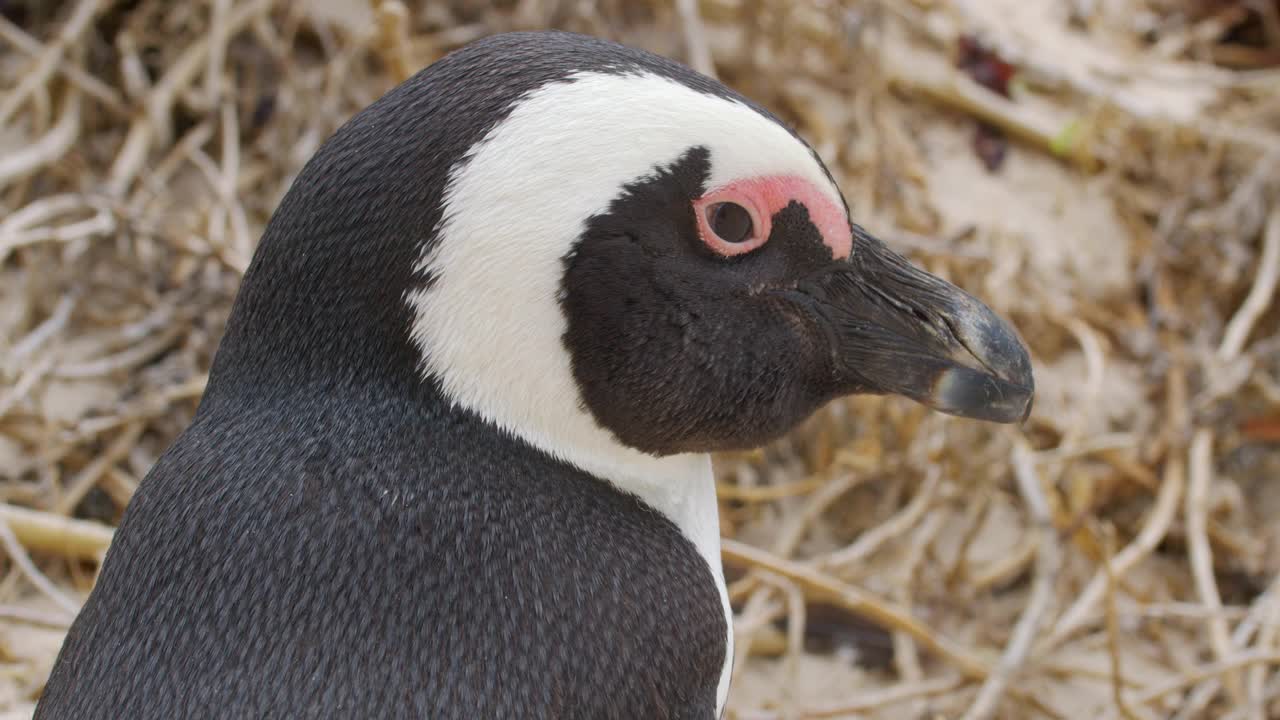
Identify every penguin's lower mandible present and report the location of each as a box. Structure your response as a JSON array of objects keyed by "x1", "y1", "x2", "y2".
[{"x1": 36, "y1": 30, "x2": 1033, "y2": 720}]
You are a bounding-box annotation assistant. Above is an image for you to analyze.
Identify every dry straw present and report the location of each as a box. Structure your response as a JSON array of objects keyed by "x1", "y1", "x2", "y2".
[{"x1": 1, "y1": 0, "x2": 1278, "y2": 717}]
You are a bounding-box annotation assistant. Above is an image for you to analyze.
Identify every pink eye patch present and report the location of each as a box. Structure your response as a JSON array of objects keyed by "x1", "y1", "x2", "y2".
[{"x1": 692, "y1": 175, "x2": 852, "y2": 260}]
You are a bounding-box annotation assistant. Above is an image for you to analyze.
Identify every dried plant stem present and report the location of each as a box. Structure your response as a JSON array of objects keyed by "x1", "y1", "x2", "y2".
[
  {"x1": 1217, "y1": 207, "x2": 1280, "y2": 362},
  {"x1": 108, "y1": 0, "x2": 275, "y2": 195},
  {"x1": 125, "y1": 119, "x2": 214, "y2": 216},
  {"x1": 54, "y1": 423, "x2": 145, "y2": 516},
  {"x1": 0, "y1": 15, "x2": 126, "y2": 115},
  {"x1": 1042, "y1": 454, "x2": 1184, "y2": 650},
  {"x1": 802, "y1": 674, "x2": 964, "y2": 717},
  {"x1": 0, "y1": 0, "x2": 103, "y2": 126},
  {"x1": 0, "y1": 517, "x2": 80, "y2": 619},
  {"x1": 1187, "y1": 429, "x2": 1244, "y2": 705},
  {"x1": 1129, "y1": 652, "x2": 1280, "y2": 708},
  {"x1": 0, "y1": 505, "x2": 113, "y2": 560},
  {"x1": 206, "y1": 0, "x2": 233, "y2": 107},
  {"x1": 729, "y1": 471, "x2": 869, "y2": 693},
  {"x1": 0, "y1": 354, "x2": 54, "y2": 421},
  {"x1": 1248, "y1": 592, "x2": 1280, "y2": 720},
  {"x1": 1103, "y1": 526, "x2": 1151, "y2": 720},
  {"x1": 6, "y1": 294, "x2": 76, "y2": 369},
  {"x1": 0, "y1": 603, "x2": 74, "y2": 627},
  {"x1": 773, "y1": 473, "x2": 866, "y2": 557},
  {"x1": 676, "y1": 0, "x2": 716, "y2": 78},
  {"x1": 0, "y1": 200, "x2": 115, "y2": 263},
  {"x1": 820, "y1": 469, "x2": 940, "y2": 572},
  {"x1": 1175, "y1": 560, "x2": 1280, "y2": 717},
  {"x1": 880, "y1": 41, "x2": 1095, "y2": 166},
  {"x1": 892, "y1": 511, "x2": 945, "y2": 695},
  {"x1": 716, "y1": 477, "x2": 825, "y2": 501},
  {"x1": 729, "y1": 470, "x2": 864, "y2": 598},
  {"x1": 722, "y1": 538, "x2": 991, "y2": 680},
  {"x1": 53, "y1": 327, "x2": 183, "y2": 379},
  {"x1": 933, "y1": 0, "x2": 1280, "y2": 154},
  {"x1": 961, "y1": 440, "x2": 1061, "y2": 720},
  {"x1": 374, "y1": 0, "x2": 414, "y2": 83},
  {"x1": 0, "y1": 86, "x2": 80, "y2": 187},
  {"x1": 756, "y1": 570, "x2": 806, "y2": 717},
  {"x1": 944, "y1": 481, "x2": 994, "y2": 588},
  {"x1": 969, "y1": 534, "x2": 1038, "y2": 592},
  {"x1": 730, "y1": 585, "x2": 780, "y2": 687},
  {"x1": 1056, "y1": 317, "x2": 1106, "y2": 451}
]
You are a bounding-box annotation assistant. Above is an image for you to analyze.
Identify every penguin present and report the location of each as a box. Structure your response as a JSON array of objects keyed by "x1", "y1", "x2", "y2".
[{"x1": 36, "y1": 31, "x2": 1032, "y2": 720}]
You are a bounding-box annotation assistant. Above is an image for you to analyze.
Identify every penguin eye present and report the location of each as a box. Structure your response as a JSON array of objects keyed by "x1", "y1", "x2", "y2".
[
  {"x1": 706, "y1": 202, "x2": 753, "y2": 244},
  {"x1": 693, "y1": 189, "x2": 769, "y2": 258}
]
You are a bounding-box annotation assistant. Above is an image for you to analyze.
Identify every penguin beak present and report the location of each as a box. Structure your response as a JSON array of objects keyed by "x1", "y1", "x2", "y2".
[{"x1": 795, "y1": 226, "x2": 1035, "y2": 424}]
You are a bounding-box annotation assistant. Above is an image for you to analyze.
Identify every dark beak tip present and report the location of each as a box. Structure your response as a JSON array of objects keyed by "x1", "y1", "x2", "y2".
[
  {"x1": 930, "y1": 366, "x2": 1034, "y2": 424},
  {"x1": 944, "y1": 307, "x2": 1035, "y2": 424},
  {"x1": 925, "y1": 303, "x2": 1035, "y2": 424}
]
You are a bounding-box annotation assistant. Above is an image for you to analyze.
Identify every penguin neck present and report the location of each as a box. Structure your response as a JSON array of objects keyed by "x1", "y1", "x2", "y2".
[
  {"x1": 544, "y1": 432, "x2": 721, "y2": 586},
  {"x1": 477, "y1": 402, "x2": 734, "y2": 715},
  {"x1": 463, "y1": 389, "x2": 723, "y2": 577}
]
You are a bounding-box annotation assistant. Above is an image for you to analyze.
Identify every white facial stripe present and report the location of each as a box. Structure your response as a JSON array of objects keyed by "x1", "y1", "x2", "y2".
[{"x1": 408, "y1": 70, "x2": 835, "y2": 712}]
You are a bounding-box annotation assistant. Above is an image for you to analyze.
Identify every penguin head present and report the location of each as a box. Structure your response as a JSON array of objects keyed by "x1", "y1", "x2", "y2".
[{"x1": 212, "y1": 31, "x2": 1033, "y2": 472}]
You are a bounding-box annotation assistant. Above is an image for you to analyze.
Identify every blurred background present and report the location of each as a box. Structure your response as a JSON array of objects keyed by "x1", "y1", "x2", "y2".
[{"x1": 1, "y1": 0, "x2": 1278, "y2": 718}]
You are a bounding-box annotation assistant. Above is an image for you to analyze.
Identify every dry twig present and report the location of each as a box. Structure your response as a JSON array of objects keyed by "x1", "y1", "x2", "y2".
[
  {"x1": 1217, "y1": 208, "x2": 1280, "y2": 362},
  {"x1": 722, "y1": 538, "x2": 991, "y2": 680},
  {"x1": 0, "y1": 505, "x2": 114, "y2": 561},
  {"x1": 1043, "y1": 454, "x2": 1185, "y2": 650},
  {"x1": 0, "y1": 517, "x2": 80, "y2": 619},
  {"x1": 961, "y1": 439, "x2": 1061, "y2": 720},
  {"x1": 1187, "y1": 429, "x2": 1244, "y2": 705}
]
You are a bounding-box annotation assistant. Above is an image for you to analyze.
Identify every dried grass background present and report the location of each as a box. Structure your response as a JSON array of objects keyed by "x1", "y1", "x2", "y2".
[{"x1": 1, "y1": 0, "x2": 1279, "y2": 718}]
